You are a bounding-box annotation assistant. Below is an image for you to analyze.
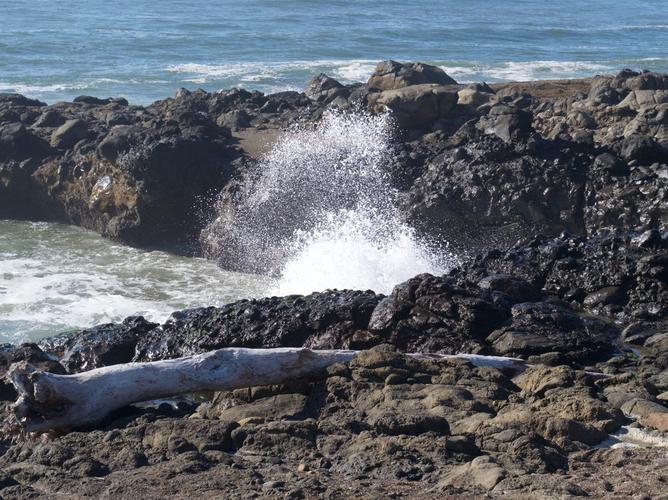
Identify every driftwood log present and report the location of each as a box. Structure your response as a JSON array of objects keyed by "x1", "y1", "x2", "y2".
[{"x1": 7, "y1": 347, "x2": 528, "y2": 432}]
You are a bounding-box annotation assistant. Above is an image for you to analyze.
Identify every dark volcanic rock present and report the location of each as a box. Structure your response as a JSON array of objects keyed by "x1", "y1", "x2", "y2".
[
  {"x1": 134, "y1": 290, "x2": 382, "y2": 361},
  {"x1": 401, "y1": 131, "x2": 592, "y2": 252},
  {"x1": 304, "y1": 74, "x2": 349, "y2": 105},
  {"x1": 486, "y1": 301, "x2": 618, "y2": 362},
  {"x1": 476, "y1": 104, "x2": 533, "y2": 143},
  {"x1": 0, "y1": 122, "x2": 52, "y2": 217},
  {"x1": 39, "y1": 316, "x2": 159, "y2": 373},
  {"x1": 367, "y1": 274, "x2": 511, "y2": 354},
  {"x1": 50, "y1": 118, "x2": 90, "y2": 148},
  {"x1": 0, "y1": 343, "x2": 66, "y2": 399},
  {"x1": 32, "y1": 102, "x2": 240, "y2": 246},
  {"x1": 0, "y1": 122, "x2": 50, "y2": 161},
  {"x1": 0, "y1": 89, "x2": 284, "y2": 248},
  {"x1": 455, "y1": 232, "x2": 668, "y2": 323},
  {"x1": 31, "y1": 268, "x2": 625, "y2": 368}
]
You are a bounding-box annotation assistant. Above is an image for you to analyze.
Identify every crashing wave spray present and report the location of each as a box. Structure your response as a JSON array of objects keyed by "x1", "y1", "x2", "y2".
[{"x1": 204, "y1": 109, "x2": 456, "y2": 295}]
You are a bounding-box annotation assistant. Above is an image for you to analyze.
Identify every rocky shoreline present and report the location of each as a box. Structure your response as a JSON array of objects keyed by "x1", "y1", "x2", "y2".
[
  {"x1": 2, "y1": 61, "x2": 665, "y2": 254},
  {"x1": 1, "y1": 61, "x2": 667, "y2": 498}
]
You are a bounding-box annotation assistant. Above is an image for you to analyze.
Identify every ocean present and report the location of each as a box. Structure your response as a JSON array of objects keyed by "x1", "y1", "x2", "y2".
[
  {"x1": 0, "y1": 220, "x2": 274, "y2": 344},
  {"x1": 1, "y1": 0, "x2": 667, "y2": 104},
  {"x1": 1, "y1": 0, "x2": 667, "y2": 342}
]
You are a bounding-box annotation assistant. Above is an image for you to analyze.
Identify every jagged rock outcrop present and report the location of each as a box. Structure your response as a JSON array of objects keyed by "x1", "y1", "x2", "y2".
[
  {"x1": 2, "y1": 67, "x2": 667, "y2": 255},
  {"x1": 455, "y1": 231, "x2": 668, "y2": 323},
  {"x1": 368, "y1": 84, "x2": 459, "y2": 130},
  {"x1": 20, "y1": 249, "x2": 653, "y2": 374}
]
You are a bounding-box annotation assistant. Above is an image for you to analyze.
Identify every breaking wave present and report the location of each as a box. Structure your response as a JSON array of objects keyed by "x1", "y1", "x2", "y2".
[
  {"x1": 166, "y1": 59, "x2": 379, "y2": 87},
  {"x1": 204, "y1": 110, "x2": 454, "y2": 295}
]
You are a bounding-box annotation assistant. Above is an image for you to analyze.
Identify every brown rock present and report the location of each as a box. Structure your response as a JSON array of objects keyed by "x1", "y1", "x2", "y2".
[
  {"x1": 368, "y1": 60, "x2": 457, "y2": 90},
  {"x1": 217, "y1": 393, "x2": 308, "y2": 423},
  {"x1": 641, "y1": 413, "x2": 668, "y2": 432},
  {"x1": 513, "y1": 365, "x2": 575, "y2": 396},
  {"x1": 439, "y1": 456, "x2": 506, "y2": 491},
  {"x1": 368, "y1": 84, "x2": 458, "y2": 130}
]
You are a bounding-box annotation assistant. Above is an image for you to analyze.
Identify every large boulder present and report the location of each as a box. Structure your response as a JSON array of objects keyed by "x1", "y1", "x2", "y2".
[
  {"x1": 617, "y1": 90, "x2": 668, "y2": 111},
  {"x1": 96, "y1": 125, "x2": 139, "y2": 162},
  {"x1": 486, "y1": 301, "x2": 619, "y2": 362},
  {"x1": 616, "y1": 70, "x2": 668, "y2": 91},
  {"x1": 457, "y1": 84, "x2": 495, "y2": 109},
  {"x1": 367, "y1": 274, "x2": 511, "y2": 353},
  {"x1": 50, "y1": 119, "x2": 90, "y2": 148},
  {"x1": 368, "y1": 84, "x2": 458, "y2": 130},
  {"x1": 0, "y1": 122, "x2": 50, "y2": 161},
  {"x1": 0, "y1": 122, "x2": 52, "y2": 217},
  {"x1": 368, "y1": 60, "x2": 457, "y2": 90}
]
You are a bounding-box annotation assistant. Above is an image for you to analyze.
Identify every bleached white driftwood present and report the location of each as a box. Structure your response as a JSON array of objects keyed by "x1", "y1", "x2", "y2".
[{"x1": 8, "y1": 347, "x2": 528, "y2": 432}]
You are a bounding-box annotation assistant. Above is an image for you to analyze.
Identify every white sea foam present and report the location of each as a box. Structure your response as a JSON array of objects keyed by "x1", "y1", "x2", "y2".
[
  {"x1": 166, "y1": 59, "x2": 378, "y2": 87},
  {"x1": 330, "y1": 60, "x2": 378, "y2": 82},
  {"x1": 595, "y1": 426, "x2": 668, "y2": 449},
  {"x1": 0, "y1": 78, "x2": 165, "y2": 97},
  {"x1": 439, "y1": 60, "x2": 614, "y2": 83},
  {"x1": 0, "y1": 220, "x2": 271, "y2": 343},
  {"x1": 206, "y1": 109, "x2": 455, "y2": 295},
  {"x1": 0, "y1": 81, "x2": 93, "y2": 94},
  {"x1": 486, "y1": 60, "x2": 611, "y2": 80},
  {"x1": 623, "y1": 25, "x2": 668, "y2": 30}
]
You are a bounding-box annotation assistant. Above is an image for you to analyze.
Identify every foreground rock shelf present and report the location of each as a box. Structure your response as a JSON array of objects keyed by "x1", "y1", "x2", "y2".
[
  {"x1": 1, "y1": 61, "x2": 667, "y2": 497},
  {"x1": 1, "y1": 342, "x2": 667, "y2": 497},
  {"x1": 9, "y1": 348, "x2": 527, "y2": 432}
]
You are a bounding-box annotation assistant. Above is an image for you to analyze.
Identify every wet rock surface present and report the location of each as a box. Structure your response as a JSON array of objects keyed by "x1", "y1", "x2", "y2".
[{"x1": 1, "y1": 64, "x2": 668, "y2": 497}]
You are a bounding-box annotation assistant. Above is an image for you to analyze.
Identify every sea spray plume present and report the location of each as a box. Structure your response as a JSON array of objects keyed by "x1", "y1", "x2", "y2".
[
  {"x1": 203, "y1": 109, "x2": 457, "y2": 293},
  {"x1": 202, "y1": 109, "x2": 394, "y2": 273},
  {"x1": 273, "y1": 209, "x2": 449, "y2": 295}
]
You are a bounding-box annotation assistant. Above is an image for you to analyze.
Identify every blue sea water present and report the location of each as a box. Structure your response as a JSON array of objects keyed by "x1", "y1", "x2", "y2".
[{"x1": 1, "y1": 0, "x2": 667, "y2": 104}]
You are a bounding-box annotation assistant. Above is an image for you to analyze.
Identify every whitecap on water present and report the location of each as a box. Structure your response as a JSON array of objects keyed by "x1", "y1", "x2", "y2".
[
  {"x1": 440, "y1": 60, "x2": 614, "y2": 83},
  {"x1": 166, "y1": 59, "x2": 378, "y2": 86}
]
